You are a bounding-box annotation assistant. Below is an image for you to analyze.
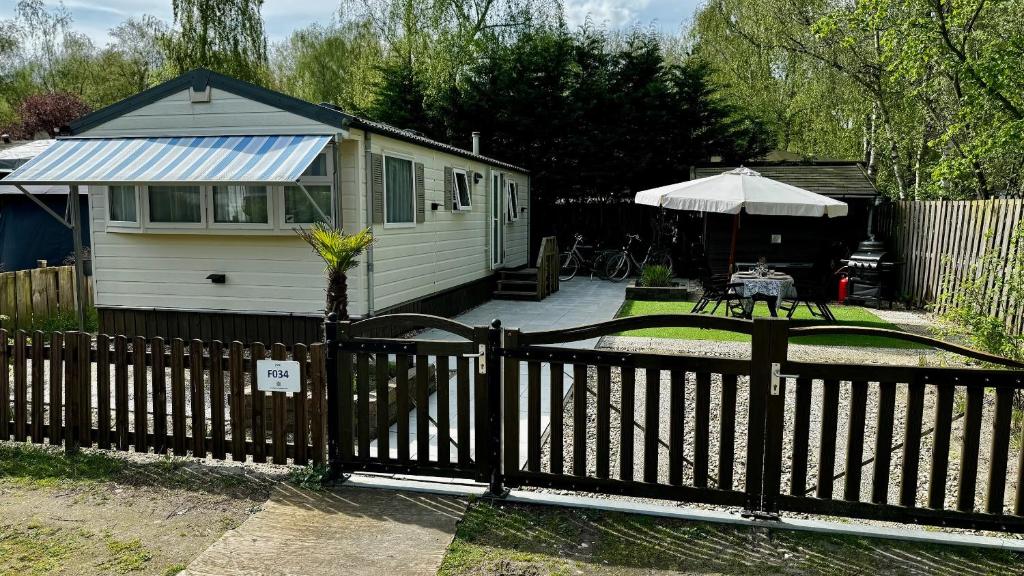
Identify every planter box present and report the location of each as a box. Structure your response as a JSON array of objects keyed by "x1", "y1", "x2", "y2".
[{"x1": 625, "y1": 280, "x2": 691, "y2": 301}]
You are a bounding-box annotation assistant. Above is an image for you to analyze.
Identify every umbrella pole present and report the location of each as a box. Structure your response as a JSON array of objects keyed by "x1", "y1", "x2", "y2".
[{"x1": 727, "y1": 212, "x2": 739, "y2": 274}]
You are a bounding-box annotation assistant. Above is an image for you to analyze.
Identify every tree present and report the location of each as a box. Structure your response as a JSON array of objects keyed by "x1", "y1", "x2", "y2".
[
  {"x1": 296, "y1": 223, "x2": 374, "y2": 319},
  {"x1": 270, "y1": 19, "x2": 383, "y2": 115},
  {"x1": 163, "y1": 0, "x2": 269, "y2": 84},
  {"x1": 2, "y1": 91, "x2": 91, "y2": 138},
  {"x1": 105, "y1": 16, "x2": 170, "y2": 95}
]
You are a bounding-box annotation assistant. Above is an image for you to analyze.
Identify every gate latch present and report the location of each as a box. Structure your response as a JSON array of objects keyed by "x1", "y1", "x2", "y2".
[
  {"x1": 770, "y1": 362, "x2": 797, "y2": 396},
  {"x1": 464, "y1": 344, "x2": 487, "y2": 375}
]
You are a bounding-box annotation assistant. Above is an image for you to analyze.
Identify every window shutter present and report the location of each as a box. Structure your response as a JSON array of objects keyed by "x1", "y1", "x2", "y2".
[
  {"x1": 415, "y1": 162, "x2": 425, "y2": 223},
  {"x1": 371, "y1": 153, "x2": 384, "y2": 225},
  {"x1": 444, "y1": 167, "x2": 454, "y2": 211}
]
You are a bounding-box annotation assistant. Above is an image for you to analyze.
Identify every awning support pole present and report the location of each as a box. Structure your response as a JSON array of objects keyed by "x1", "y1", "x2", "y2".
[
  {"x1": 69, "y1": 185, "x2": 87, "y2": 332},
  {"x1": 14, "y1": 185, "x2": 72, "y2": 229},
  {"x1": 296, "y1": 182, "x2": 333, "y2": 225}
]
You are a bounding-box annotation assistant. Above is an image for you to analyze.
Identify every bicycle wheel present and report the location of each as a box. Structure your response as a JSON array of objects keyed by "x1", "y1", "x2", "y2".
[
  {"x1": 559, "y1": 252, "x2": 579, "y2": 281},
  {"x1": 651, "y1": 251, "x2": 673, "y2": 274},
  {"x1": 591, "y1": 250, "x2": 612, "y2": 279},
  {"x1": 604, "y1": 252, "x2": 631, "y2": 282}
]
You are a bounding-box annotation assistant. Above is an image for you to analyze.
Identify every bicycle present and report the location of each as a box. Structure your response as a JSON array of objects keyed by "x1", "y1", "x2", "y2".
[
  {"x1": 559, "y1": 234, "x2": 617, "y2": 281},
  {"x1": 603, "y1": 234, "x2": 673, "y2": 282}
]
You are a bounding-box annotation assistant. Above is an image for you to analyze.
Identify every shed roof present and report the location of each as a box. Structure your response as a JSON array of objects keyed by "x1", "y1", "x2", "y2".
[
  {"x1": 70, "y1": 69, "x2": 529, "y2": 173},
  {"x1": 692, "y1": 162, "x2": 877, "y2": 199}
]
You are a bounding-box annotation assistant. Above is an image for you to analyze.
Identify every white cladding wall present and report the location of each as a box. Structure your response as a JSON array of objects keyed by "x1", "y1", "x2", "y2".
[
  {"x1": 81, "y1": 87, "x2": 338, "y2": 137},
  {"x1": 81, "y1": 86, "x2": 528, "y2": 318},
  {"x1": 362, "y1": 132, "x2": 530, "y2": 312}
]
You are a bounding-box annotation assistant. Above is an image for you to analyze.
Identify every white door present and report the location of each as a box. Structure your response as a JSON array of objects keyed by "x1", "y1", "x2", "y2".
[{"x1": 490, "y1": 171, "x2": 504, "y2": 269}]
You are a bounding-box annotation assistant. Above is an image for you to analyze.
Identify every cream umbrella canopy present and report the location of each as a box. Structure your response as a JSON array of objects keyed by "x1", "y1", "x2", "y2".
[{"x1": 634, "y1": 167, "x2": 848, "y2": 271}]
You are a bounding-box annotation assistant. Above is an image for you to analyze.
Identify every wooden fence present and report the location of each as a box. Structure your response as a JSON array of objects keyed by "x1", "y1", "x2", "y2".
[
  {"x1": 879, "y1": 199, "x2": 1024, "y2": 333},
  {"x1": 0, "y1": 330, "x2": 326, "y2": 465},
  {"x1": 0, "y1": 265, "x2": 94, "y2": 331},
  {"x1": 328, "y1": 313, "x2": 1024, "y2": 532}
]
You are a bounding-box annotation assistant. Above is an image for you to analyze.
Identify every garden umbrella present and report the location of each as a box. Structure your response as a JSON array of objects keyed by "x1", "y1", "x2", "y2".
[{"x1": 634, "y1": 167, "x2": 848, "y2": 272}]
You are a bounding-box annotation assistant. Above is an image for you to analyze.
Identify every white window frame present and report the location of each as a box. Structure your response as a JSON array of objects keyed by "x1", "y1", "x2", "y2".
[
  {"x1": 143, "y1": 184, "x2": 207, "y2": 229},
  {"x1": 279, "y1": 149, "x2": 335, "y2": 227},
  {"x1": 105, "y1": 184, "x2": 141, "y2": 229},
  {"x1": 208, "y1": 183, "x2": 275, "y2": 230},
  {"x1": 506, "y1": 180, "x2": 519, "y2": 223},
  {"x1": 452, "y1": 168, "x2": 472, "y2": 212},
  {"x1": 383, "y1": 152, "x2": 417, "y2": 228}
]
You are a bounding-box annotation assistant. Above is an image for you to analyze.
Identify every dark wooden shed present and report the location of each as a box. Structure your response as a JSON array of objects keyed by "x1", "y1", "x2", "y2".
[{"x1": 692, "y1": 161, "x2": 878, "y2": 275}]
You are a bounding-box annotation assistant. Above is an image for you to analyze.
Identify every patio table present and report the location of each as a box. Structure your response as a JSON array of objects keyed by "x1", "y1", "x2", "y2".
[{"x1": 730, "y1": 271, "x2": 795, "y2": 318}]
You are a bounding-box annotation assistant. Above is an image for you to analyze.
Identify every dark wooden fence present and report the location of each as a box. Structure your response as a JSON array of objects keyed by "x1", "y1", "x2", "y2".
[
  {"x1": 6, "y1": 313, "x2": 1024, "y2": 533},
  {"x1": 0, "y1": 330, "x2": 326, "y2": 465},
  {"x1": 879, "y1": 199, "x2": 1024, "y2": 333},
  {"x1": 327, "y1": 313, "x2": 1024, "y2": 532}
]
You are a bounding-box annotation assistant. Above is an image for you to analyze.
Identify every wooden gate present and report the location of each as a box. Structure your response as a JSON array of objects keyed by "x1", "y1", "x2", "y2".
[
  {"x1": 773, "y1": 325, "x2": 1024, "y2": 531},
  {"x1": 498, "y1": 314, "x2": 761, "y2": 509},
  {"x1": 326, "y1": 314, "x2": 501, "y2": 489},
  {"x1": 325, "y1": 313, "x2": 1024, "y2": 531}
]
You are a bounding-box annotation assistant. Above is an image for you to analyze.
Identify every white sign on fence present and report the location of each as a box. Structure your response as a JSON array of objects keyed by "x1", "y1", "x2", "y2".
[{"x1": 256, "y1": 359, "x2": 301, "y2": 393}]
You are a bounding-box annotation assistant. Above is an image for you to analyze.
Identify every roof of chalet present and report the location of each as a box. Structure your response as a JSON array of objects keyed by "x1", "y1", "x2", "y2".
[
  {"x1": 69, "y1": 69, "x2": 528, "y2": 173},
  {"x1": 692, "y1": 161, "x2": 878, "y2": 199},
  {"x1": 0, "y1": 139, "x2": 56, "y2": 170}
]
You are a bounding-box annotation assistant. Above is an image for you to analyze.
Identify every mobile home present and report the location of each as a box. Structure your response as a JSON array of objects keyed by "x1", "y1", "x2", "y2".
[{"x1": 0, "y1": 69, "x2": 530, "y2": 343}]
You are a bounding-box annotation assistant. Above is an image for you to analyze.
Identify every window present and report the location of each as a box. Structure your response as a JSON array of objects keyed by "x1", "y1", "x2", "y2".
[
  {"x1": 284, "y1": 185, "x2": 332, "y2": 223},
  {"x1": 453, "y1": 169, "x2": 472, "y2": 211},
  {"x1": 108, "y1": 185, "x2": 138, "y2": 224},
  {"x1": 148, "y1": 185, "x2": 202, "y2": 224},
  {"x1": 302, "y1": 152, "x2": 328, "y2": 177},
  {"x1": 506, "y1": 181, "x2": 519, "y2": 222},
  {"x1": 384, "y1": 155, "x2": 415, "y2": 225},
  {"x1": 213, "y1": 185, "x2": 269, "y2": 224}
]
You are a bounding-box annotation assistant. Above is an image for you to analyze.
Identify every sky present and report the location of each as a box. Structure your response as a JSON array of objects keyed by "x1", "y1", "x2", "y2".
[{"x1": 0, "y1": 0, "x2": 703, "y2": 47}]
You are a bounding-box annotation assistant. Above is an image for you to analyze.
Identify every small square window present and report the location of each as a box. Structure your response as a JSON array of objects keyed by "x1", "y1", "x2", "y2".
[
  {"x1": 285, "y1": 184, "x2": 332, "y2": 223},
  {"x1": 148, "y1": 185, "x2": 202, "y2": 223},
  {"x1": 108, "y1": 185, "x2": 137, "y2": 223},
  {"x1": 213, "y1": 185, "x2": 269, "y2": 224},
  {"x1": 453, "y1": 169, "x2": 472, "y2": 211}
]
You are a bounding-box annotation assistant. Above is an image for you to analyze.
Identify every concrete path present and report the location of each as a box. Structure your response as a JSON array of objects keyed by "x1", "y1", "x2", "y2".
[
  {"x1": 371, "y1": 277, "x2": 627, "y2": 467},
  {"x1": 185, "y1": 484, "x2": 468, "y2": 576}
]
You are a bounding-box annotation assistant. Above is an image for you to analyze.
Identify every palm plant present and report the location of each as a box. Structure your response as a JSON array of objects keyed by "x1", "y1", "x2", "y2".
[{"x1": 296, "y1": 223, "x2": 373, "y2": 320}]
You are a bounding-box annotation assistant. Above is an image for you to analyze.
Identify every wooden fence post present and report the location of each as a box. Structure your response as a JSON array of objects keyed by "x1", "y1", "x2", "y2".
[
  {"x1": 486, "y1": 319, "x2": 504, "y2": 496},
  {"x1": 746, "y1": 317, "x2": 789, "y2": 514}
]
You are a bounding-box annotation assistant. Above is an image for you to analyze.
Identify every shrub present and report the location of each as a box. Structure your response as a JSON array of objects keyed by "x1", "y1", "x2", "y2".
[
  {"x1": 639, "y1": 265, "x2": 673, "y2": 288},
  {"x1": 936, "y1": 222, "x2": 1024, "y2": 364}
]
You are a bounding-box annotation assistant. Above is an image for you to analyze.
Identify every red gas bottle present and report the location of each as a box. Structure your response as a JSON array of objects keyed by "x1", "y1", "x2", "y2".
[{"x1": 837, "y1": 274, "x2": 849, "y2": 303}]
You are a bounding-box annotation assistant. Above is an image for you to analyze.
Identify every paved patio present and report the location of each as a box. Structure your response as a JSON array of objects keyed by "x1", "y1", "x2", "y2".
[{"x1": 371, "y1": 277, "x2": 627, "y2": 466}]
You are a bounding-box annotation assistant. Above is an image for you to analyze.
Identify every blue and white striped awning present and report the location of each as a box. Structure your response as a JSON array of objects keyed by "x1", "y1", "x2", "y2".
[{"x1": 0, "y1": 135, "x2": 332, "y2": 185}]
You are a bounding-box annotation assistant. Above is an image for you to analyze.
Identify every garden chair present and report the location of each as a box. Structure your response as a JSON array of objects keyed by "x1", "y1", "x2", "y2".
[
  {"x1": 779, "y1": 264, "x2": 837, "y2": 322},
  {"x1": 692, "y1": 267, "x2": 746, "y2": 317}
]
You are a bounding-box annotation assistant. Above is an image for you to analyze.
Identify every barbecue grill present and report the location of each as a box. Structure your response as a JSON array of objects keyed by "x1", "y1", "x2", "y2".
[{"x1": 842, "y1": 239, "x2": 897, "y2": 308}]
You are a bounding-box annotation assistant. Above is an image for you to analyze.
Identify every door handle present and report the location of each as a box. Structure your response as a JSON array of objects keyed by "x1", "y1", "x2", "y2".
[
  {"x1": 770, "y1": 362, "x2": 798, "y2": 396},
  {"x1": 463, "y1": 344, "x2": 487, "y2": 374}
]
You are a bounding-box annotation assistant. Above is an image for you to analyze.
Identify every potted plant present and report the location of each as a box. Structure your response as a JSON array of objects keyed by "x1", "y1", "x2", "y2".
[{"x1": 625, "y1": 265, "x2": 690, "y2": 301}]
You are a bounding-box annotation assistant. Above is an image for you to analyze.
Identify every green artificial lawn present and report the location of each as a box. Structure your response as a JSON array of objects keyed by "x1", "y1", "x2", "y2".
[{"x1": 617, "y1": 299, "x2": 929, "y2": 349}]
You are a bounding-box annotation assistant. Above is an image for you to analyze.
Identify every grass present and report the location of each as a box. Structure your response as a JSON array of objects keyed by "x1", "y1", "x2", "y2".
[
  {"x1": 618, "y1": 299, "x2": 929, "y2": 349},
  {"x1": 0, "y1": 443, "x2": 271, "y2": 496},
  {"x1": 439, "y1": 500, "x2": 1024, "y2": 575},
  {"x1": 0, "y1": 523, "x2": 82, "y2": 576},
  {"x1": 0, "y1": 443, "x2": 124, "y2": 488}
]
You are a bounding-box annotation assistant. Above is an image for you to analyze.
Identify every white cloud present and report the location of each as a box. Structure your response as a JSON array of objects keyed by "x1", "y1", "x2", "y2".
[{"x1": 563, "y1": 0, "x2": 652, "y2": 29}]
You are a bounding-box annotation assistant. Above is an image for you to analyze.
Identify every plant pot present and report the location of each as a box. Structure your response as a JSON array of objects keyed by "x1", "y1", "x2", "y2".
[{"x1": 625, "y1": 280, "x2": 691, "y2": 301}]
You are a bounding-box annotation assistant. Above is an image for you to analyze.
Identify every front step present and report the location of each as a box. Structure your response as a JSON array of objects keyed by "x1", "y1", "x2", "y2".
[
  {"x1": 494, "y1": 267, "x2": 542, "y2": 300},
  {"x1": 493, "y1": 290, "x2": 541, "y2": 301},
  {"x1": 497, "y1": 279, "x2": 538, "y2": 291},
  {"x1": 499, "y1": 268, "x2": 538, "y2": 281}
]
